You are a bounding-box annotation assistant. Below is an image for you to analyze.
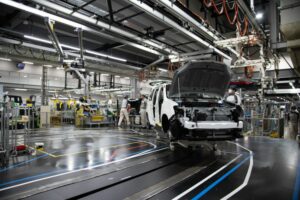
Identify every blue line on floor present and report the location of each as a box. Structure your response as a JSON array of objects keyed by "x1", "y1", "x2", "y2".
[
  {"x1": 0, "y1": 147, "x2": 160, "y2": 189},
  {"x1": 191, "y1": 155, "x2": 251, "y2": 200},
  {"x1": 293, "y1": 158, "x2": 300, "y2": 200},
  {"x1": 0, "y1": 154, "x2": 49, "y2": 173}
]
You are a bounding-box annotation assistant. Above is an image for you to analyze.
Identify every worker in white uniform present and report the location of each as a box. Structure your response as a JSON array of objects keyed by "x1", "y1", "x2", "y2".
[
  {"x1": 140, "y1": 95, "x2": 147, "y2": 128},
  {"x1": 225, "y1": 86, "x2": 242, "y2": 105},
  {"x1": 288, "y1": 106, "x2": 299, "y2": 140},
  {"x1": 118, "y1": 95, "x2": 130, "y2": 127}
]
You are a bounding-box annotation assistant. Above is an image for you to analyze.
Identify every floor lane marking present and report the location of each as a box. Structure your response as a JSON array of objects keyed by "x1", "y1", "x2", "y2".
[
  {"x1": 120, "y1": 176, "x2": 132, "y2": 180},
  {"x1": 172, "y1": 154, "x2": 243, "y2": 200},
  {"x1": 0, "y1": 147, "x2": 168, "y2": 192},
  {"x1": 192, "y1": 156, "x2": 251, "y2": 200},
  {"x1": 0, "y1": 154, "x2": 49, "y2": 173},
  {"x1": 221, "y1": 141, "x2": 254, "y2": 200},
  {"x1": 293, "y1": 157, "x2": 300, "y2": 200}
]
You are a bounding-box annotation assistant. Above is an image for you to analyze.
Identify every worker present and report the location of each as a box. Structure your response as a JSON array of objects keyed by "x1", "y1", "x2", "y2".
[
  {"x1": 118, "y1": 95, "x2": 130, "y2": 127},
  {"x1": 140, "y1": 94, "x2": 148, "y2": 128},
  {"x1": 225, "y1": 86, "x2": 242, "y2": 105},
  {"x1": 288, "y1": 106, "x2": 299, "y2": 140}
]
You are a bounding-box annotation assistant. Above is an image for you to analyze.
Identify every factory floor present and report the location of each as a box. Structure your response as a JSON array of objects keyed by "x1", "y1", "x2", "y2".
[{"x1": 0, "y1": 127, "x2": 299, "y2": 200}]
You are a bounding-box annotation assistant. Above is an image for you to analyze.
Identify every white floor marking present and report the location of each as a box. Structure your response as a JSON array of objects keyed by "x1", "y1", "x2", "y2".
[
  {"x1": 220, "y1": 141, "x2": 254, "y2": 200},
  {"x1": 121, "y1": 176, "x2": 132, "y2": 180},
  {"x1": 0, "y1": 147, "x2": 168, "y2": 192},
  {"x1": 172, "y1": 154, "x2": 243, "y2": 200}
]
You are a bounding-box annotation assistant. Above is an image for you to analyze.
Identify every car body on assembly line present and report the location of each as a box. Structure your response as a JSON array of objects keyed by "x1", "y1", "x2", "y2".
[{"x1": 146, "y1": 61, "x2": 243, "y2": 151}]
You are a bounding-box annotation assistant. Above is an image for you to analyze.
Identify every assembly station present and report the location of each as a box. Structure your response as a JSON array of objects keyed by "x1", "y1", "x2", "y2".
[{"x1": 0, "y1": 0, "x2": 300, "y2": 199}]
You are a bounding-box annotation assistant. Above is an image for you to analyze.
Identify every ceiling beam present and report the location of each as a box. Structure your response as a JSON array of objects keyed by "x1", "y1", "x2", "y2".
[
  {"x1": 94, "y1": 42, "x2": 124, "y2": 51},
  {"x1": 116, "y1": 11, "x2": 144, "y2": 23},
  {"x1": 106, "y1": 0, "x2": 114, "y2": 23},
  {"x1": 71, "y1": 0, "x2": 96, "y2": 14}
]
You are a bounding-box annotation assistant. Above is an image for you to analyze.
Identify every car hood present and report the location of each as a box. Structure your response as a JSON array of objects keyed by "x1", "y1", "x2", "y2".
[{"x1": 169, "y1": 61, "x2": 231, "y2": 98}]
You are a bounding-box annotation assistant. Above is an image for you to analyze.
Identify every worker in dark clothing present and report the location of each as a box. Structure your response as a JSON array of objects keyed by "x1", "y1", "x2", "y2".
[{"x1": 288, "y1": 106, "x2": 299, "y2": 140}]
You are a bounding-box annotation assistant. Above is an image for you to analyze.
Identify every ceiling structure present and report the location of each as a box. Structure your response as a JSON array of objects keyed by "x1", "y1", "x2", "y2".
[
  {"x1": 0, "y1": 0, "x2": 297, "y2": 82},
  {"x1": 0, "y1": 0, "x2": 257, "y2": 72}
]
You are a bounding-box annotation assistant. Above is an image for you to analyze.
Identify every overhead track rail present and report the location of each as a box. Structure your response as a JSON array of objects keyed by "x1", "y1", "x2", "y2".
[
  {"x1": 30, "y1": 0, "x2": 178, "y2": 56},
  {"x1": 126, "y1": 0, "x2": 232, "y2": 60},
  {"x1": 0, "y1": 0, "x2": 173, "y2": 57}
]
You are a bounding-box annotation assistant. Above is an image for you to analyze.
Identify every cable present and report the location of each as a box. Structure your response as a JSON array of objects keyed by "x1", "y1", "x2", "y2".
[
  {"x1": 226, "y1": 0, "x2": 236, "y2": 10},
  {"x1": 201, "y1": 0, "x2": 250, "y2": 35},
  {"x1": 212, "y1": 0, "x2": 224, "y2": 14},
  {"x1": 223, "y1": 0, "x2": 238, "y2": 25},
  {"x1": 237, "y1": 17, "x2": 248, "y2": 36}
]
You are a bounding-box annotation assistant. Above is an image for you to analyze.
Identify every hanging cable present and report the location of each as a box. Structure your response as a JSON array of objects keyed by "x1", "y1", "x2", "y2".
[
  {"x1": 212, "y1": 0, "x2": 224, "y2": 14},
  {"x1": 201, "y1": 0, "x2": 251, "y2": 35},
  {"x1": 223, "y1": 0, "x2": 238, "y2": 25},
  {"x1": 237, "y1": 17, "x2": 248, "y2": 36}
]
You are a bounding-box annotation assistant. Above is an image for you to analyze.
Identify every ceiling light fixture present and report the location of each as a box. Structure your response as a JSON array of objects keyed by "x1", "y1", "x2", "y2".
[
  {"x1": 24, "y1": 35, "x2": 127, "y2": 62},
  {"x1": 115, "y1": 75, "x2": 120, "y2": 78},
  {"x1": 0, "y1": 57, "x2": 12, "y2": 61},
  {"x1": 159, "y1": 68, "x2": 168, "y2": 72},
  {"x1": 14, "y1": 88, "x2": 27, "y2": 91},
  {"x1": 43, "y1": 65, "x2": 53, "y2": 68},
  {"x1": 22, "y1": 61, "x2": 34, "y2": 65},
  {"x1": 256, "y1": 12, "x2": 263, "y2": 20},
  {"x1": 24, "y1": 35, "x2": 52, "y2": 44},
  {"x1": 61, "y1": 44, "x2": 80, "y2": 51}
]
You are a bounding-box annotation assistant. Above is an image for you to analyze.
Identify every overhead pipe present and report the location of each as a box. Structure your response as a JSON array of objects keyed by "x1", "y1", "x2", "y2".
[
  {"x1": 156, "y1": 0, "x2": 239, "y2": 57},
  {"x1": 0, "y1": 0, "x2": 165, "y2": 56},
  {"x1": 127, "y1": 0, "x2": 232, "y2": 60},
  {"x1": 30, "y1": 0, "x2": 178, "y2": 55},
  {"x1": 143, "y1": 56, "x2": 165, "y2": 71},
  {"x1": 44, "y1": 18, "x2": 65, "y2": 60}
]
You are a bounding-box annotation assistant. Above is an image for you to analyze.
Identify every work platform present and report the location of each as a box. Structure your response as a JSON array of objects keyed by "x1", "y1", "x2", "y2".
[{"x1": 0, "y1": 127, "x2": 299, "y2": 200}]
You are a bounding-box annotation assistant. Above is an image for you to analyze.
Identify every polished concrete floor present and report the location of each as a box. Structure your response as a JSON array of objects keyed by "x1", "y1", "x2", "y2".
[{"x1": 0, "y1": 127, "x2": 299, "y2": 200}]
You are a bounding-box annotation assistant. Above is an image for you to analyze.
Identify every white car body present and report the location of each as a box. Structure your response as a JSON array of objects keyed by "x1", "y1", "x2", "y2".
[
  {"x1": 147, "y1": 61, "x2": 244, "y2": 149},
  {"x1": 146, "y1": 83, "x2": 177, "y2": 130}
]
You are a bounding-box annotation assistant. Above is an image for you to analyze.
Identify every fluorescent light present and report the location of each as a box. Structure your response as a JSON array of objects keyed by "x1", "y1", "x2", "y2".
[
  {"x1": 0, "y1": 57, "x2": 12, "y2": 61},
  {"x1": 43, "y1": 65, "x2": 53, "y2": 68},
  {"x1": 56, "y1": 67, "x2": 64, "y2": 70},
  {"x1": 124, "y1": 77, "x2": 130, "y2": 79},
  {"x1": 24, "y1": 35, "x2": 127, "y2": 62},
  {"x1": 107, "y1": 55, "x2": 127, "y2": 62},
  {"x1": 256, "y1": 12, "x2": 263, "y2": 19},
  {"x1": 61, "y1": 44, "x2": 80, "y2": 51},
  {"x1": 115, "y1": 75, "x2": 120, "y2": 78},
  {"x1": 102, "y1": 74, "x2": 109, "y2": 76},
  {"x1": 289, "y1": 82, "x2": 295, "y2": 89},
  {"x1": 159, "y1": 68, "x2": 168, "y2": 72},
  {"x1": 90, "y1": 71, "x2": 94, "y2": 74},
  {"x1": 85, "y1": 50, "x2": 127, "y2": 62},
  {"x1": 24, "y1": 35, "x2": 52, "y2": 44},
  {"x1": 23, "y1": 75, "x2": 28, "y2": 78},
  {"x1": 15, "y1": 88, "x2": 27, "y2": 91},
  {"x1": 85, "y1": 50, "x2": 106, "y2": 57},
  {"x1": 63, "y1": 59, "x2": 74, "y2": 63},
  {"x1": 22, "y1": 61, "x2": 34, "y2": 65}
]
